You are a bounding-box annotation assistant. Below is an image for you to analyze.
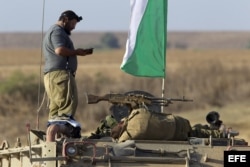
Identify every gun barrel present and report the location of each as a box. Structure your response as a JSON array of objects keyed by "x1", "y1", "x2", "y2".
[
  {"x1": 131, "y1": 95, "x2": 193, "y2": 102},
  {"x1": 151, "y1": 98, "x2": 193, "y2": 102},
  {"x1": 168, "y1": 98, "x2": 193, "y2": 102},
  {"x1": 149, "y1": 98, "x2": 193, "y2": 106}
]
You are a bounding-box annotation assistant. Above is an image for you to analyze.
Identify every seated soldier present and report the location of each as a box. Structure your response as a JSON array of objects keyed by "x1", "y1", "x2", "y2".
[
  {"x1": 88, "y1": 115, "x2": 118, "y2": 139},
  {"x1": 88, "y1": 110, "x2": 237, "y2": 142},
  {"x1": 191, "y1": 111, "x2": 238, "y2": 138}
]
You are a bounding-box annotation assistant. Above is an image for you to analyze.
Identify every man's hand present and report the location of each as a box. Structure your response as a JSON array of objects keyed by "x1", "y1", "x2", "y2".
[{"x1": 76, "y1": 48, "x2": 93, "y2": 56}]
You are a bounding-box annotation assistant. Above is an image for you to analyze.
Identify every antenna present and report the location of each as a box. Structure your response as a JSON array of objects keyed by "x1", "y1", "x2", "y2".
[{"x1": 36, "y1": 0, "x2": 46, "y2": 130}]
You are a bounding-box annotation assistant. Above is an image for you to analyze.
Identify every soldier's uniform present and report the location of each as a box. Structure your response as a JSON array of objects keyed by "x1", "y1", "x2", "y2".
[
  {"x1": 88, "y1": 110, "x2": 227, "y2": 140},
  {"x1": 88, "y1": 115, "x2": 118, "y2": 139},
  {"x1": 190, "y1": 124, "x2": 225, "y2": 138}
]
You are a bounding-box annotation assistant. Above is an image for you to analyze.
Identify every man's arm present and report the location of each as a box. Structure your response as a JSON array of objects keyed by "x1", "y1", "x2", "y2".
[{"x1": 55, "y1": 46, "x2": 93, "y2": 57}]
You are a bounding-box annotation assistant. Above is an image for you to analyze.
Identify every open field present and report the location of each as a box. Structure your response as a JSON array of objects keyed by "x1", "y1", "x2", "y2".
[{"x1": 0, "y1": 48, "x2": 250, "y2": 145}]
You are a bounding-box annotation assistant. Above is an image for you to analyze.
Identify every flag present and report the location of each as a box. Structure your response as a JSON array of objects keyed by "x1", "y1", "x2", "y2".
[{"x1": 120, "y1": 0, "x2": 167, "y2": 78}]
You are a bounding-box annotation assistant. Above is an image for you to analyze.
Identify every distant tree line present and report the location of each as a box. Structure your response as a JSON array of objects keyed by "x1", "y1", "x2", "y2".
[
  {"x1": 94, "y1": 33, "x2": 121, "y2": 49},
  {"x1": 247, "y1": 40, "x2": 250, "y2": 49},
  {"x1": 99, "y1": 32, "x2": 189, "y2": 50}
]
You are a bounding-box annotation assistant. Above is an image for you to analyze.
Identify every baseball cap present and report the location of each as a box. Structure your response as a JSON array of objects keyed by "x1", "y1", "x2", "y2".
[{"x1": 60, "y1": 10, "x2": 82, "y2": 22}]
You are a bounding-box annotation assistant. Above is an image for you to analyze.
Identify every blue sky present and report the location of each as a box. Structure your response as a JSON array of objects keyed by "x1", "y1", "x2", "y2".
[{"x1": 1, "y1": 0, "x2": 250, "y2": 32}]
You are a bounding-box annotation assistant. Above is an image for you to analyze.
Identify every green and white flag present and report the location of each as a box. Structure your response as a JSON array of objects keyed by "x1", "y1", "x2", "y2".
[{"x1": 120, "y1": 0, "x2": 167, "y2": 78}]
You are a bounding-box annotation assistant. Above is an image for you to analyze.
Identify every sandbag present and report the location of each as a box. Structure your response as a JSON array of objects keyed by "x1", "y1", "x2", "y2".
[{"x1": 113, "y1": 108, "x2": 191, "y2": 142}]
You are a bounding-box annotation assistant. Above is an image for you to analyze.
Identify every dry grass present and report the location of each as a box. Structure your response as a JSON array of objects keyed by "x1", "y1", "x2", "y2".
[{"x1": 0, "y1": 48, "x2": 250, "y2": 145}]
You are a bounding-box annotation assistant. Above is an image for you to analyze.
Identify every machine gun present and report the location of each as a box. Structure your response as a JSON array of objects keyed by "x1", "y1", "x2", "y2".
[{"x1": 85, "y1": 92, "x2": 193, "y2": 110}]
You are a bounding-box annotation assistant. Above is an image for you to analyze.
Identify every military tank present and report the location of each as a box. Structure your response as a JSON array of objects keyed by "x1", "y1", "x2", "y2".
[{"x1": 0, "y1": 90, "x2": 249, "y2": 167}]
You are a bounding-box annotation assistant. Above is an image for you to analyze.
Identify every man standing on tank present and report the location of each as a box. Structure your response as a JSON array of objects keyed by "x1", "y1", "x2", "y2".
[{"x1": 43, "y1": 10, "x2": 93, "y2": 122}]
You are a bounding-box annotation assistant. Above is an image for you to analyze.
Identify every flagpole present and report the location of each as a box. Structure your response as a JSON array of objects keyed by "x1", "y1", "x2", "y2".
[{"x1": 161, "y1": 78, "x2": 165, "y2": 113}]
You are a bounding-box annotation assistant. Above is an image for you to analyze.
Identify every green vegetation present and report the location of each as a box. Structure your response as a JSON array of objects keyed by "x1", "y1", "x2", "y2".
[
  {"x1": 100, "y1": 33, "x2": 120, "y2": 49},
  {"x1": 246, "y1": 40, "x2": 250, "y2": 49},
  {"x1": 0, "y1": 71, "x2": 38, "y2": 101}
]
